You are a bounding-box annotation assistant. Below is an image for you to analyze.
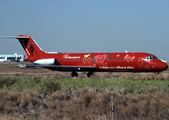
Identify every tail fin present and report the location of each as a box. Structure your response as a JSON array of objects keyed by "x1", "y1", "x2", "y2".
[{"x1": 16, "y1": 34, "x2": 46, "y2": 57}]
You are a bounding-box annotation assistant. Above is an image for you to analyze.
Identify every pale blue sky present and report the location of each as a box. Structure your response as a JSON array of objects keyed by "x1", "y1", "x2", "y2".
[{"x1": 0, "y1": 0, "x2": 169, "y2": 61}]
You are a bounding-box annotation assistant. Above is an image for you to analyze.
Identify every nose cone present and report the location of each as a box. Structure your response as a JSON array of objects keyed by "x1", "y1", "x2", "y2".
[
  {"x1": 155, "y1": 61, "x2": 168, "y2": 71},
  {"x1": 163, "y1": 63, "x2": 168, "y2": 70}
]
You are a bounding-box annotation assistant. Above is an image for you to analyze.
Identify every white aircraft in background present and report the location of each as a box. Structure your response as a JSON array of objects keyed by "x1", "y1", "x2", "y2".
[{"x1": 0, "y1": 55, "x2": 7, "y2": 62}]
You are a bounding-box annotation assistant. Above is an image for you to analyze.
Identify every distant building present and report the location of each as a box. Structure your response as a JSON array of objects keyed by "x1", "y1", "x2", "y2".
[{"x1": 0, "y1": 53, "x2": 26, "y2": 62}]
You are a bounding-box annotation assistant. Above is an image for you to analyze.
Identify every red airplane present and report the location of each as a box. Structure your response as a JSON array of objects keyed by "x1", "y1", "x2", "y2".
[{"x1": 15, "y1": 34, "x2": 168, "y2": 77}]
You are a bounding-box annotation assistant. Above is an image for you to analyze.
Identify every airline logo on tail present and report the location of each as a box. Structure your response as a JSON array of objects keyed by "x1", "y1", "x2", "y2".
[
  {"x1": 29, "y1": 43, "x2": 34, "y2": 55},
  {"x1": 25, "y1": 43, "x2": 34, "y2": 56}
]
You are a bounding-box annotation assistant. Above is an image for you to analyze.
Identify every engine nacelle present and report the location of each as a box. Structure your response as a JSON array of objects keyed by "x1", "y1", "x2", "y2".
[{"x1": 33, "y1": 58, "x2": 57, "y2": 65}]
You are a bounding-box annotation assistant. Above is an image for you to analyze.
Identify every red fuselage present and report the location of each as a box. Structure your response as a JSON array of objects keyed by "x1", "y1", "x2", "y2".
[
  {"x1": 15, "y1": 34, "x2": 168, "y2": 77},
  {"x1": 27, "y1": 52, "x2": 168, "y2": 73}
]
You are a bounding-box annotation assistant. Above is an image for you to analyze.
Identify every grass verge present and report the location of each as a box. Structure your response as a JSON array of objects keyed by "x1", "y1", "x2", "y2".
[{"x1": 1, "y1": 78, "x2": 169, "y2": 94}]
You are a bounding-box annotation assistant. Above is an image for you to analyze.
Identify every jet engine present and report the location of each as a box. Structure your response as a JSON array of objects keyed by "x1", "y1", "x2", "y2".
[{"x1": 33, "y1": 58, "x2": 57, "y2": 65}]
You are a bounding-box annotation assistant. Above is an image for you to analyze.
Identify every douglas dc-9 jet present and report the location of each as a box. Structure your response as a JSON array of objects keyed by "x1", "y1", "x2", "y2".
[{"x1": 3, "y1": 34, "x2": 168, "y2": 77}]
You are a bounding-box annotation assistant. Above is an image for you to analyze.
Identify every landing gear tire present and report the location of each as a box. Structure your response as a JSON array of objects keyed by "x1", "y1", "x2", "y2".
[
  {"x1": 71, "y1": 72, "x2": 78, "y2": 77},
  {"x1": 87, "y1": 73, "x2": 91, "y2": 78},
  {"x1": 75, "y1": 72, "x2": 78, "y2": 77},
  {"x1": 71, "y1": 73, "x2": 74, "y2": 77},
  {"x1": 87, "y1": 72, "x2": 94, "y2": 78}
]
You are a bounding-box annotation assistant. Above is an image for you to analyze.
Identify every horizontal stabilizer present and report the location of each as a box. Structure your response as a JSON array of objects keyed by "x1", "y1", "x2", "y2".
[{"x1": 0, "y1": 36, "x2": 16, "y2": 38}]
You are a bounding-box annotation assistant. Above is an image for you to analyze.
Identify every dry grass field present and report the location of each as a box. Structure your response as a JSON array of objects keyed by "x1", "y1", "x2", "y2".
[{"x1": 0, "y1": 62, "x2": 169, "y2": 120}]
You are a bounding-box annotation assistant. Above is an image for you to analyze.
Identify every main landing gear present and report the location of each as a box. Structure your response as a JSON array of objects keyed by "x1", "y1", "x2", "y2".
[
  {"x1": 71, "y1": 71, "x2": 78, "y2": 77},
  {"x1": 71, "y1": 71, "x2": 95, "y2": 78},
  {"x1": 87, "y1": 72, "x2": 94, "y2": 78}
]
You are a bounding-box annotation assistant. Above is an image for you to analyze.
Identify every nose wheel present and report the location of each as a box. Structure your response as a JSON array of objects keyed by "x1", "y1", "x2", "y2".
[
  {"x1": 154, "y1": 72, "x2": 159, "y2": 75},
  {"x1": 71, "y1": 72, "x2": 78, "y2": 77}
]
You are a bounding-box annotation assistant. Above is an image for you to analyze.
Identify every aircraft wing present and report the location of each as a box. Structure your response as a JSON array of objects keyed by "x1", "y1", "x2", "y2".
[{"x1": 25, "y1": 65, "x2": 96, "y2": 71}]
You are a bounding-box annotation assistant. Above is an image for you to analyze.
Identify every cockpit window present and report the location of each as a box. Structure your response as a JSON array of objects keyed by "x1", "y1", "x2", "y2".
[
  {"x1": 153, "y1": 56, "x2": 158, "y2": 59},
  {"x1": 146, "y1": 55, "x2": 158, "y2": 60}
]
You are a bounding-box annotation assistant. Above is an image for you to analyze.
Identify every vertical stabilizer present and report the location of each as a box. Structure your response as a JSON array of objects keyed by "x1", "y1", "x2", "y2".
[{"x1": 16, "y1": 34, "x2": 46, "y2": 57}]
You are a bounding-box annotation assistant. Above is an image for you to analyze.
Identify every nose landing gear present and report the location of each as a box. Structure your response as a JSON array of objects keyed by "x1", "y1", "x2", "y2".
[{"x1": 154, "y1": 72, "x2": 159, "y2": 75}]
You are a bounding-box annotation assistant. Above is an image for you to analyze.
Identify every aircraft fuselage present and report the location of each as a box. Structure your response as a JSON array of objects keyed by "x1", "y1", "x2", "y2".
[
  {"x1": 6, "y1": 34, "x2": 167, "y2": 77},
  {"x1": 26, "y1": 52, "x2": 168, "y2": 73}
]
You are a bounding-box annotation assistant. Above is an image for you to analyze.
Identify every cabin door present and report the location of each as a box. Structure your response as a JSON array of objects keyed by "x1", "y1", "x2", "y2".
[{"x1": 138, "y1": 58, "x2": 143, "y2": 66}]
